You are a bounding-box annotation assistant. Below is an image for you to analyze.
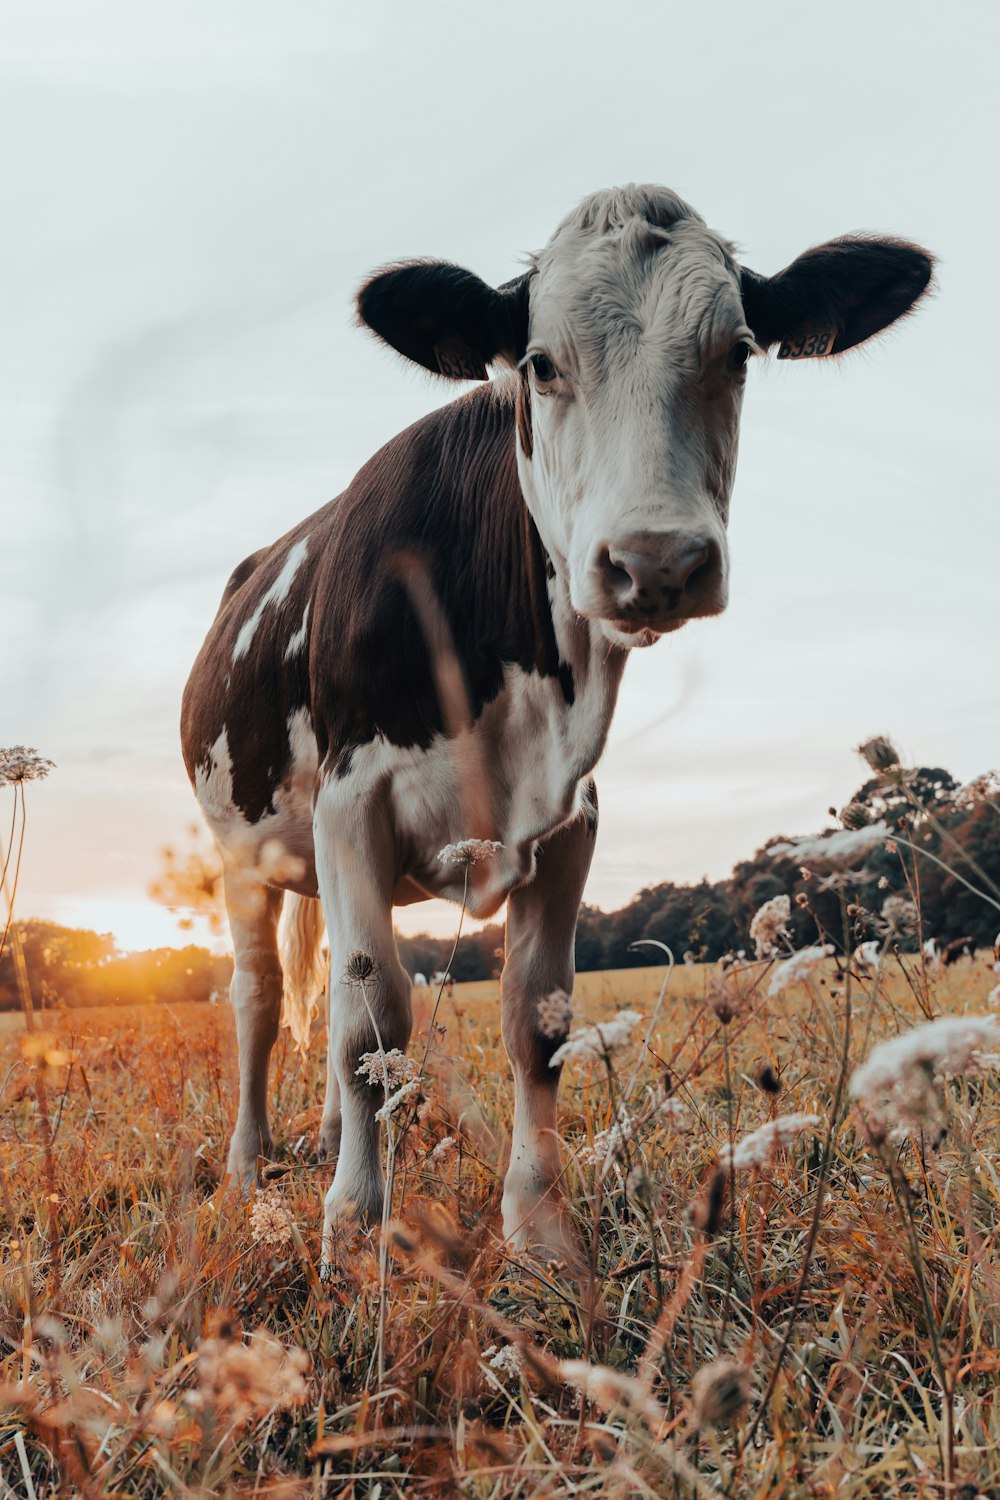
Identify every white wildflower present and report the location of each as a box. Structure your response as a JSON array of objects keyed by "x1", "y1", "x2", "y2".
[
  {"x1": 768, "y1": 945, "x2": 834, "y2": 997},
  {"x1": 374, "y1": 1078, "x2": 421, "y2": 1122},
  {"x1": 438, "y1": 839, "x2": 504, "y2": 867},
  {"x1": 771, "y1": 823, "x2": 888, "y2": 868},
  {"x1": 193, "y1": 1330, "x2": 309, "y2": 1427},
  {"x1": 548, "y1": 1010, "x2": 643, "y2": 1068},
  {"x1": 249, "y1": 1190, "x2": 295, "y2": 1253},
  {"x1": 557, "y1": 1360, "x2": 664, "y2": 1428},
  {"x1": 954, "y1": 771, "x2": 1000, "y2": 809},
  {"x1": 537, "y1": 988, "x2": 573, "y2": 1039},
  {"x1": 430, "y1": 1135, "x2": 456, "y2": 1164},
  {"x1": 879, "y1": 894, "x2": 917, "y2": 938},
  {"x1": 579, "y1": 1106, "x2": 634, "y2": 1165},
  {"x1": 749, "y1": 894, "x2": 791, "y2": 958},
  {"x1": 849, "y1": 1015, "x2": 1000, "y2": 1136},
  {"x1": 726, "y1": 1113, "x2": 820, "y2": 1171},
  {"x1": 356, "y1": 1048, "x2": 418, "y2": 1090},
  {"x1": 483, "y1": 1344, "x2": 523, "y2": 1380},
  {"x1": 0, "y1": 746, "x2": 55, "y2": 785}
]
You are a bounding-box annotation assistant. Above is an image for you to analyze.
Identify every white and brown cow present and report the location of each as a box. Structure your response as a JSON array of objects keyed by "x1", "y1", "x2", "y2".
[{"x1": 182, "y1": 184, "x2": 932, "y2": 1256}]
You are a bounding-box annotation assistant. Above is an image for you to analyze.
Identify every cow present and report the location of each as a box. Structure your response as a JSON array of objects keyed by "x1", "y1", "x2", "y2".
[
  {"x1": 181, "y1": 183, "x2": 933, "y2": 1259},
  {"x1": 853, "y1": 940, "x2": 882, "y2": 974},
  {"x1": 942, "y1": 935, "x2": 976, "y2": 967}
]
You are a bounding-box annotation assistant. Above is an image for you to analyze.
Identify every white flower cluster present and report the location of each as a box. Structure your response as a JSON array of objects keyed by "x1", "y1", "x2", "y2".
[
  {"x1": 483, "y1": 1344, "x2": 523, "y2": 1379},
  {"x1": 579, "y1": 1106, "x2": 634, "y2": 1165},
  {"x1": 0, "y1": 746, "x2": 55, "y2": 785},
  {"x1": 437, "y1": 839, "x2": 504, "y2": 867},
  {"x1": 849, "y1": 1015, "x2": 1000, "y2": 1136},
  {"x1": 768, "y1": 944, "x2": 834, "y2": 998},
  {"x1": 749, "y1": 894, "x2": 791, "y2": 958},
  {"x1": 374, "y1": 1079, "x2": 421, "y2": 1122},
  {"x1": 356, "y1": 1048, "x2": 418, "y2": 1090},
  {"x1": 770, "y1": 823, "x2": 888, "y2": 869},
  {"x1": 537, "y1": 988, "x2": 573, "y2": 1039},
  {"x1": 549, "y1": 1009, "x2": 643, "y2": 1068},
  {"x1": 726, "y1": 1113, "x2": 820, "y2": 1171},
  {"x1": 249, "y1": 1190, "x2": 295, "y2": 1253},
  {"x1": 430, "y1": 1135, "x2": 456, "y2": 1164}
]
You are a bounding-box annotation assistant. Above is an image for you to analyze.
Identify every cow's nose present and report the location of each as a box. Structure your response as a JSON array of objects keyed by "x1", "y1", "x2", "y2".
[{"x1": 597, "y1": 531, "x2": 723, "y2": 621}]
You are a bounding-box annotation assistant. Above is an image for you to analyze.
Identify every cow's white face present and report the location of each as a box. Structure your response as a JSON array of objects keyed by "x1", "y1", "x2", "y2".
[
  {"x1": 357, "y1": 182, "x2": 933, "y2": 647},
  {"x1": 516, "y1": 189, "x2": 750, "y2": 646}
]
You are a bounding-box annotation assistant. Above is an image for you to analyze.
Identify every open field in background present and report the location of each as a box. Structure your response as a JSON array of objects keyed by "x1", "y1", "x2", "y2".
[{"x1": 2, "y1": 952, "x2": 1000, "y2": 1496}]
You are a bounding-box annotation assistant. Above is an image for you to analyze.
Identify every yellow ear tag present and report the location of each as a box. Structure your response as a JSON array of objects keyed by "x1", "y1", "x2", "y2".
[
  {"x1": 433, "y1": 341, "x2": 489, "y2": 379},
  {"x1": 776, "y1": 325, "x2": 837, "y2": 359}
]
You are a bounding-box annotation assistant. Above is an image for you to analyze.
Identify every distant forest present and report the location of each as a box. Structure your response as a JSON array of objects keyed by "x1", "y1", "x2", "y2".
[{"x1": 3, "y1": 765, "x2": 997, "y2": 1010}]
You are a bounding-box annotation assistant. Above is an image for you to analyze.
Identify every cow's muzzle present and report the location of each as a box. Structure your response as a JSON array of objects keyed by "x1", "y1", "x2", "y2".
[{"x1": 587, "y1": 530, "x2": 727, "y2": 635}]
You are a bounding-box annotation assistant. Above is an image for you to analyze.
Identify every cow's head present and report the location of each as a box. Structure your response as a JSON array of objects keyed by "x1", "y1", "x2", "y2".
[{"x1": 358, "y1": 185, "x2": 933, "y2": 649}]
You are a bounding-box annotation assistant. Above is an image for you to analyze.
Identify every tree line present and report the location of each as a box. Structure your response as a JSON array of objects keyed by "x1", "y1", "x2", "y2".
[{"x1": 4, "y1": 764, "x2": 997, "y2": 1009}]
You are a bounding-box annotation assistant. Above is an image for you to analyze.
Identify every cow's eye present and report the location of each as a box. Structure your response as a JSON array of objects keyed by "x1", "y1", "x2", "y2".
[
  {"x1": 530, "y1": 352, "x2": 558, "y2": 385},
  {"x1": 727, "y1": 341, "x2": 752, "y2": 372}
]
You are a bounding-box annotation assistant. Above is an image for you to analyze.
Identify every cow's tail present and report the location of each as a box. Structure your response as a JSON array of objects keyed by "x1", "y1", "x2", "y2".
[{"x1": 280, "y1": 894, "x2": 327, "y2": 1053}]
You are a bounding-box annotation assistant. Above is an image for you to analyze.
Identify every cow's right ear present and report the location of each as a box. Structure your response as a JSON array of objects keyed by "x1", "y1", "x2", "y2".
[{"x1": 357, "y1": 261, "x2": 531, "y2": 380}]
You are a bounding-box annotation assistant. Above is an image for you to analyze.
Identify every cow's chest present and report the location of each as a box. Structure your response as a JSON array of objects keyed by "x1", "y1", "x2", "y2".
[{"x1": 328, "y1": 660, "x2": 619, "y2": 918}]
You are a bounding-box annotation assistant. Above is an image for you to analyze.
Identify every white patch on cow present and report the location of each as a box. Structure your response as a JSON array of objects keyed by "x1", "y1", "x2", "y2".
[
  {"x1": 284, "y1": 601, "x2": 310, "y2": 661},
  {"x1": 233, "y1": 537, "x2": 309, "y2": 662},
  {"x1": 194, "y1": 729, "x2": 239, "y2": 828}
]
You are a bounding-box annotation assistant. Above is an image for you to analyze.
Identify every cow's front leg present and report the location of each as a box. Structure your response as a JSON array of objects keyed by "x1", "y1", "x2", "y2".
[
  {"x1": 501, "y1": 781, "x2": 597, "y2": 1255},
  {"x1": 314, "y1": 786, "x2": 412, "y2": 1248}
]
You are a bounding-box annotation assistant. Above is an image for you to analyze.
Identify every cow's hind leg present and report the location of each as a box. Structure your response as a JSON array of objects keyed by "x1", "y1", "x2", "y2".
[
  {"x1": 318, "y1": 971, "x2": 342, "y2": 1158},
  {"x1": 224, "y1": 870, "x2": 284, "y2": 1186},
  {"x1": 314, "y1": 786, "x2": 412, "y2": 1251},
  {"x1": 501, "y1": 783, "x2": 598, "y2": 1256}
]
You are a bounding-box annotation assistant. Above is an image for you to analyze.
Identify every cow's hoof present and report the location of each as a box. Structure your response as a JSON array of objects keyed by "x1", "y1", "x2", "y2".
[{"x1": 226, "y1": 1133, "x2": 275, "y2": 1193}]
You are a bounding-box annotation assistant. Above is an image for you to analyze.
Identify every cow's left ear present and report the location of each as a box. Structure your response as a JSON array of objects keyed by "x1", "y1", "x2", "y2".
[
  {"x1": 740, "y1": 236, "x2": 934, "y2": 360},
  {"x1": 357, "y1": 261, "x2": 531, "y2": 379}
]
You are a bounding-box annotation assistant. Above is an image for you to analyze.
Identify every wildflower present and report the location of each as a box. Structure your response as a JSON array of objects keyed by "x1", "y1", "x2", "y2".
[
  {"x1": 483, "y1": 1343, "x2": 523, "y2": 1380},
  {"x1": 749, "y1": 894, "x2": 791, "y2": 958},
  {"x1": 768, "y1": 945, "x2": 834, "y2": 998},
  {"x1": 878, "y1": 894, "x2": 917, "y2": 939},
  {"x1": 548, "y1": 1010, "x2": 643, "y2": 1068},
  {"x1": 0, "y1": 746, "x2": 56, "y2": 785},
  {"x1": 857, "y1": 736, "x2": 901, "y2": 774},
  {"x1": 356, "y1": 1048, "x2": 418, "y2": 1090},
  {"x1": 682, "y1": 950, "x2": 695, "y2": 966},
  {"x1": 374, "y1": 1078, "x2": 421, "y2": 1122},
  {"x1": 690, "y1": 1357, "x2": 751, "y2": 1428},
  {"x1": 344, "y1": 950, "x2": 376, "y2": 983},
  {"x1": 849, "y1": 1015, "x2": 1000, "y2": 1137},
  {"x1": 537, "y1": 988, "x2": 573, "y2": 1039},
  {"x1": 878, "y1": 875, "x2": 890, "y2": 890},
  {"x1": 430, "y1": 1135, "x2": 456, "y2": 1164},
  {"x1": 953, "y1": 771, "x2": 1000, "y2": 809},
  {"x1": 193, "y1": 1328, "x2": 310, "y2": 1427},
  {"x1": 438, "y1": 839, "x2": 504, "y2": 867},
  {"x1": 249, "y1": 1190, "x2": 295, "y2": 1253},
  {"x1": 558, "y1": 1359, "x2": 664, "y2": 1427},
  {"x1": 726, "y1": 1113, "x2": 820, "y2": 1171},
  {"x1": 840, "y1": 801, "x2": 873, "y2": 830},
  {"x1": 705, "y1": 976, "x2": 747, "y2": 1026},
  {"x1": 771, "y1": 824, "x2": 888, "y2": 868},
  {"x1": 580, "y1": 1106, "x2": 633, "y2": 1165}
]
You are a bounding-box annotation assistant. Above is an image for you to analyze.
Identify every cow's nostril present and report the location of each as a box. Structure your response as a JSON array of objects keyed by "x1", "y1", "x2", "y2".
[
  {"x1": 599, "y1": 548, "x2": 636, "y2": 600},
  {"x1": 683, "y1": 552, "x2": 713, "y2": 595}
]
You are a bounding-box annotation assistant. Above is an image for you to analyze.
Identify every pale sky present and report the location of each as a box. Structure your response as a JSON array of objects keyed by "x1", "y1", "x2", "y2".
[{"x1": 4, "y1": 0, "x2": 998, "y2": 950}]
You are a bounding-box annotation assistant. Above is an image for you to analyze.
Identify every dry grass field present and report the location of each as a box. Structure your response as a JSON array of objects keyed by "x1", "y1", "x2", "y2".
[{"x1": 2, "y1": 953, "x2": 1000, "y2": 1497}]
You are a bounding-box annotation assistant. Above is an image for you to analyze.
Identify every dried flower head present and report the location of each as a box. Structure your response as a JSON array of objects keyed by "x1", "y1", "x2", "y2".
[
  {"x1": 356, "y1": 1048, "x2": 418, "y2": 1090},
  {"x1": 374, "y1": 1078, "x2": 421, "y2": 1122},
  {"x1": 749, "y1": 894, "x2": 791, "y2": 958},
  {"x1": 726, "y1": 1113, "x2": 820, "y2": 1172},
  {"x1": 483, "y1": 1343, "x2": 523, "y2": 1380},
  {"x1": 840, "y1": 801, "x2": 873, "y2": 830},
  {"x1": 537, "y1": 988, "x2": 573, "y2": 1039},
  {"x1": 858, "y1": 736, "x2": 901, "y2": 774},
  {"x1": 438, "y1": 839, "x2": 504, "y2": 867},
  {"x1": 705, "y1": 975, "x2": 747, "y2": 1026},
  {"x1": 249, "y1": 1190, "x2": 295, "y2": 1253},
  {"x1": 344, "y1": 950, "x2": 376, "y2": 983},
  {"x1": 0, "y1": 746, "x2": 56, "y2": 785},
  {"x1": 768, "y1": 945, "x2": 834, "y2": 998},
  {"x1": 755, "y1": 1063, "x2": 783, "y2": 1095},
  {"x1": 548, "y1": 1010, "x2": 643, "y2": 1068},
  {"x1": 771, "y1": 825, "x2": 888, "y2": 869},
  {"x1": 879, "y1": 894, "x2": 917, "y2": 939},
  {"x1": 579, "y1": 1106, "x2": 634, "y2": 1165},
  {"x1": 690, "y1": 1357, "x2": 751, "y2": 1428},
  {"x1": 849, "y1": 1015, "x2": 1000, "y2": 1137},
  {"x1": 954, "y1": 771, "x2": 1000, "y2": 809},
  {"x1": 430, "y1": 1135, "x2": 456, "y2": 1164},
  {"x1": 558, "y1": 1359, "x2": 664, "y2": 1428},
  {"x1": 193, "y1": 1328, "x2": 309, "y2": 1427},
  {"x1": 690, "y1": 1168, "x2": 727, "y2": 1238}
]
